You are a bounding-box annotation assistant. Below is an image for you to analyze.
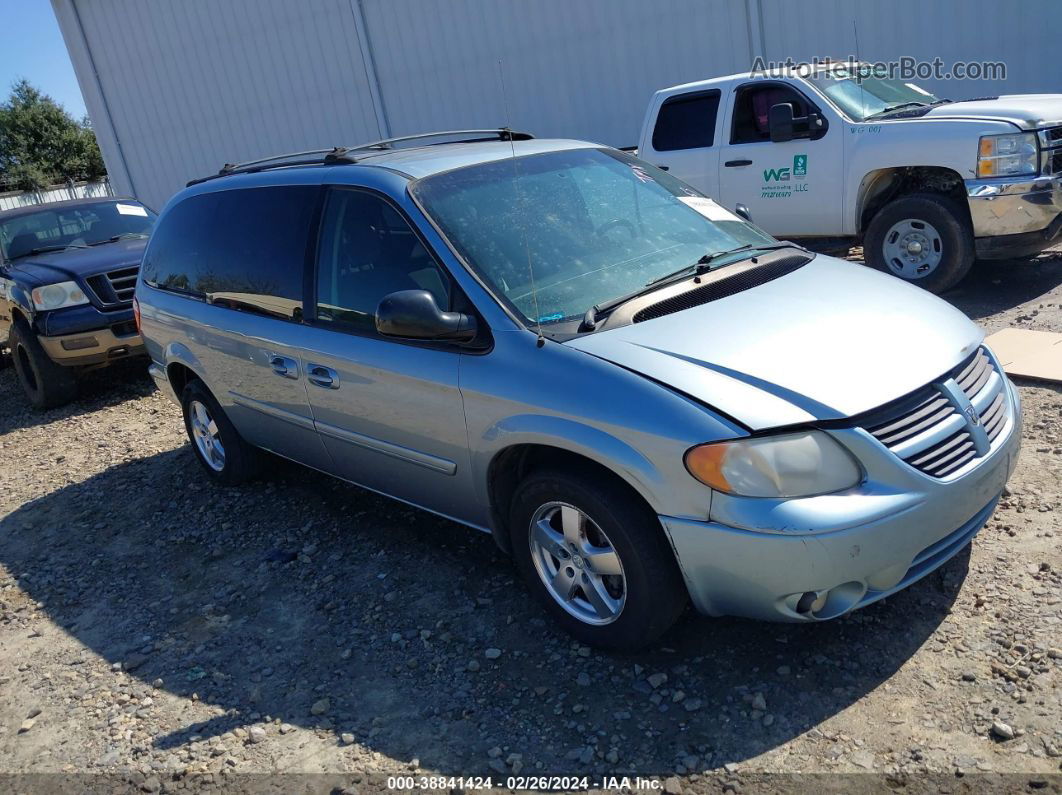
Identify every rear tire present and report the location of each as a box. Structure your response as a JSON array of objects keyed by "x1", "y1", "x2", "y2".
[
  {"x1": 509, "y1": 467, "x2": 687, "y2": 650},
  {"x1": 9, "y1": 321, "x2": 77, "y2": 409},
  {"x1": 864, "y1": 193, "x2": 974, "y2": 294},
  {"x1": 181, "y1": 379, "x2": 263, "y2": 485}
]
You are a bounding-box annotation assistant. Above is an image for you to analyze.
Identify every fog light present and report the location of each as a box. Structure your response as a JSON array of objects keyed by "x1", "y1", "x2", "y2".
[{"x1": 60, "y1": 336, "x2": 98, "y2": 351}]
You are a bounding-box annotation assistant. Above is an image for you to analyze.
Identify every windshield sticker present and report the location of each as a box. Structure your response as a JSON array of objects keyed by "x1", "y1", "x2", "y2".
[
  {"x1": 679, "y1": 197, "x2": 741, "y2": 222},
  {"x1": 116, "y1": 203, "x2": 148, "y2": 217},
  {"x1": 537, "y1": 312, "x2": 564, "y2": 323},
  {"x1": 761, "y1": 154, "x2": 809, "y2": 198}
]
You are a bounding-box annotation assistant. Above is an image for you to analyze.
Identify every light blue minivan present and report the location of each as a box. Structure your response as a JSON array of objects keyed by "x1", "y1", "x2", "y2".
[{"x1": 137, "y1": 131, "x2": 1020, "y2": 649}]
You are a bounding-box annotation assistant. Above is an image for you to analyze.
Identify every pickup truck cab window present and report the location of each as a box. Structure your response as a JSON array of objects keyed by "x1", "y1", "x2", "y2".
[
  {"x1": 730, "y1": 82, "x2": 816, "y2": 145},
  {"x1": 652, "y1": 90, "x2": 721, "y2": 152},
  {"x1": 314, "y1": 188, "x2": 451, "y2": 333},
  {"x1": 0, "y1": 201, "x2": 156, "y2": 261}
]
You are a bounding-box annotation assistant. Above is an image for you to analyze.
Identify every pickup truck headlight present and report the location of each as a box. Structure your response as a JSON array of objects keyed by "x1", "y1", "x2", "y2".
[
  {"x1": 685, "y1": 431, "x2": 861, "y2": 498},
  {"x1": 31, "y1": 281, "x2": 89, "y2": 311},
  {"x1": 977, "y1": 132, "x2": 1038, "y2": 178}
]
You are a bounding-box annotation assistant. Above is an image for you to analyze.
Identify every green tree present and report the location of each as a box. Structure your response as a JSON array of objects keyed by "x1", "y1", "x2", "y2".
[{"x1": 0, "y1": 79, "x2": 106, "y2": 192}]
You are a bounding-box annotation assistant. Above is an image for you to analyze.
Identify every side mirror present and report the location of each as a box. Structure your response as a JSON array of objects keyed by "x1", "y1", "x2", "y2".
[
  {"x1": 807, "y1": 111, "x2": 828, "y2": 140},
  {"x1": 734, "y1": 204, "x2": 753, "y2": 222},
  {"x1": 768, "y1": 102, "x2": 795, "y2": 143},
  {"x1": 375, "y1": 289, "x2": 477, "y2": 343}
]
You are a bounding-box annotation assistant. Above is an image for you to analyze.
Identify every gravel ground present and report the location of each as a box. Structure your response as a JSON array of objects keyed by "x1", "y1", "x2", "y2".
[{"x1": 0, "y1": 249, "x2": 1060, "y2": 794}]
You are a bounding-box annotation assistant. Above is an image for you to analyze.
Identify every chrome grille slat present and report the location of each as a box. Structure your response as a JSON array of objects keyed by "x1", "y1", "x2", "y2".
[{"x1": 860, "y1": 346, "x2": 1010, "y2": 479}]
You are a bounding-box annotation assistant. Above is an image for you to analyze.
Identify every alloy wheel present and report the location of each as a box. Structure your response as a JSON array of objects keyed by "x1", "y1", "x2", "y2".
[
  {"x1": 528, "y1": 501, "x2": 626, "y2": 625},
  {"x1": 189, "y1": 399, "x2": 226, "y2": 472}
]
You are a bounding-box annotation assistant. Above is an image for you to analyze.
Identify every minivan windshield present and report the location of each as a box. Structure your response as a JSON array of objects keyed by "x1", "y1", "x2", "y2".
[
  {"x1": 805, "y1": 71, "x2": 942, "y2": 121},
  {"x1": 0, "y1": 200, "x2": 156, "y2": 262},
  {"x1": 411, "y1": 148, "x2": 776, "y2": 326}
]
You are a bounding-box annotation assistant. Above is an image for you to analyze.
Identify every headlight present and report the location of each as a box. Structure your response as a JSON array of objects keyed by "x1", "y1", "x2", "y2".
[
  {"x1": 31, "y1": 281, "x2": 89, "y2": 311},
  {"x1": 977, "y1": 132, "x2": 1038, "y2": 178},
  {"x1": 685, "y1": 431, "x2": 861, "y2": 498}
]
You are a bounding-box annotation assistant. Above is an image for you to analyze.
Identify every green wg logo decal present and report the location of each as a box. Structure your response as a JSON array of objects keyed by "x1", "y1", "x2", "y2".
[{"x1": 761, "y1": 154, "x2": 808, "y2": 198}]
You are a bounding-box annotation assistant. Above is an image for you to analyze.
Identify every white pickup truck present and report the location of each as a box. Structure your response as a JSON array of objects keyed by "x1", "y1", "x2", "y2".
[{"x1": 637, "y1": 66, "x2": 1062, "y2": 293}]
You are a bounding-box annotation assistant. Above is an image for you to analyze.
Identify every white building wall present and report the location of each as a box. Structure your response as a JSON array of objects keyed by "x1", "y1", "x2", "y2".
[{"x1": 52, "y1": 0, "x2": 1062, "y2": 211}]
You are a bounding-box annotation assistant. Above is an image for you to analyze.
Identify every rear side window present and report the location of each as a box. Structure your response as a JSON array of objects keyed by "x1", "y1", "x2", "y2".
[
  {"x1": 142, "y1": 186, "x2": 317, "y2": 320},
  {"x1": 651, "y1": 90, "x2": 720, "y2": 151}
]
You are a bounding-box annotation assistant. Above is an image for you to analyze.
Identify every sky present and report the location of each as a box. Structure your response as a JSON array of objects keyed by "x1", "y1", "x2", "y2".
[{"x1": 0, "y1": 0, "x2": 87, "y2": 119}]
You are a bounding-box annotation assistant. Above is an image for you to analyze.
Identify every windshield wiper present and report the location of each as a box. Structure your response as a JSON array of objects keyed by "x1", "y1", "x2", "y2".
[
  {"x1": 578, "y1": 242, "x2": 791, "y2": 332},
  {"x1": 10, "y1": 243, "x2": 89, "y2": 260},
  {"x1": 87, "y1": 232, "x2": 148, "y2": 246},
  {"x1": 865, "y1": 101, "x2": 928, "y2": 119}
]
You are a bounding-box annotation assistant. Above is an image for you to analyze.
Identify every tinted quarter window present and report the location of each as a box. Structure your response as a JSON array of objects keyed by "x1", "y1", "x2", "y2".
[
  {"x1": 142, "y1": 186, "x2": 316, "y2": 320},
  {"x1": 652, "y1": 91, "x2": 720, "y2": 151},
  {"x1": 315, "y1": 190, "x2": 450, "y2": 333}
]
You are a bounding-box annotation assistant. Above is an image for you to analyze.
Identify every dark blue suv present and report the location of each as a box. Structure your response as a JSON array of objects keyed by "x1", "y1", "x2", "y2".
[{"x1": 0, "y1": 197, "x2": 156, "y2": 408}]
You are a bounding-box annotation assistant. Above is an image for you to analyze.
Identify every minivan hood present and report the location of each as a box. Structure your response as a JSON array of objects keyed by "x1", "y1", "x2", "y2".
[
  {"x1": 566, "y1": 256, "x2": 983, "y2": 431},
  {"x1": 923, "y1": 94, "x2": 1062, "y2": 130}
]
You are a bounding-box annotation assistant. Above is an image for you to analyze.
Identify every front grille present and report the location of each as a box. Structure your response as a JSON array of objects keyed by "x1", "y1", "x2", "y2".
[
  {"x1": 861, "y1": 347, "x2": 1010, "y2": 478},
  {"x1": 87, "y1": 265, "x2": 139, "y2": 307},
  {"x1": 1041, "y1": 126, "x2": 1062, "y2": 174}
]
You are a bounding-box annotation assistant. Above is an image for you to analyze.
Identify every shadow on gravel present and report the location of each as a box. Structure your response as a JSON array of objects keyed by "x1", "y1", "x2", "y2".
[
  {"x1": 0, "y1": 358, "x2": 155, "y2": 436},
  {"x1": 947, "y1": 250, "x2": 1062, "y2": 321},
  {"x1": 0, "y1": 443, "x2": 967, "y2": 776}
]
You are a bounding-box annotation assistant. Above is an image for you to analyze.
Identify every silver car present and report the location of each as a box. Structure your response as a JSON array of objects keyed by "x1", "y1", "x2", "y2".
[{"x1": 136, "y1": 131, "x2": 1021, "y2": 649}]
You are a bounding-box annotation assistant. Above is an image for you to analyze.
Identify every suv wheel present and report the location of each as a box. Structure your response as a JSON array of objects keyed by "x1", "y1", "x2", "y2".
[
  {"x1": 509, "y1": 468, "x2": 687, "y2": 650},
  {"x1": 181, "y1": 379, "x2": 262, "y2": 485},
  {"x1": 864, "y1": 193, "x2": 974, "y2": 294},
  {"x1": 9, "y1": 321, "x2": 77, "y2": 409}
]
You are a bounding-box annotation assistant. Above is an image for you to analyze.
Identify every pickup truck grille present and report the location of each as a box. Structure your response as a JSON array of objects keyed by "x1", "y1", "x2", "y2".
[
  {"x1": 860, "y1": 347, "x2": 1010, "y2": 479},
  {"x1": 86, "y1": 265, "x2": 139, "y2": 308},
  {"x1": 1041, "y1": 126, "x2": 1062, "y2": 174}
]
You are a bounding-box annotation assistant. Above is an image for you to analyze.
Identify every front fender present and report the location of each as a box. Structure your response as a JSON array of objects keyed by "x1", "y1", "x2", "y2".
[{"x1": 471, "y1": 413, "x2": 671, "y2": 518}]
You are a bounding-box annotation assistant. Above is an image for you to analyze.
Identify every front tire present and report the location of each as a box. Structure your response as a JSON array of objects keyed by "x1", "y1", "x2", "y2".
[
  {"x1": 9, "y1": 321, "x2": 77, "y2": 409},
  {"x1": 509, "y1": 468, "x2": 687, "y2": 650},
  {"x1": 864, "y1": 193, "x2": 974, "y2": 294},
  {"x1": 181, "y1": 379, "x2": 262, "y2": 485}
]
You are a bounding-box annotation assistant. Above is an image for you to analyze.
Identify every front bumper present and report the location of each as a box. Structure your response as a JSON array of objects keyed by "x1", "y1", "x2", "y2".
[
  {"x1": 34, "y1": 303, "x2": 143, "y2": 367},
  {"x1": 966, "y1": 173, "x2": 1062, "y2": 258},
  {"x1": 662, "y1": 377, "x2": 1022, "y2": 622},
  {"x1": 38, "y1": 326, "x2": 144, "y2": 367}
]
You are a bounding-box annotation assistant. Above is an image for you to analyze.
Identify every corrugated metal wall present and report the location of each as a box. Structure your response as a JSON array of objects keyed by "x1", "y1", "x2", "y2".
[{"x1": 52, "y1": 0, "x2": 1061, "y2": 210}]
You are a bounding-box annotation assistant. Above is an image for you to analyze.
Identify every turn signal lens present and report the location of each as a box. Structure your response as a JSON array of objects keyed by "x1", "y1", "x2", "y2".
[
  {"x1": 685, "y1": 431, "x2": 861, "y2": 498},
  {"x1": 977, "y1": 133, "x2": 1038, "y2": 178}
]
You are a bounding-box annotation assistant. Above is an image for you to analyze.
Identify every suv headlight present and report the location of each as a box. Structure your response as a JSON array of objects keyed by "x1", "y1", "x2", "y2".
[
  {"x1": 977, "y1": 132, "x2": 1038, "y2": 178},
  {"x1": 685, "y1": 431, "x2": 861, "y2": 498},
  {"x1": 31, "y1": 281, "x2": 89, "y2": 311}
]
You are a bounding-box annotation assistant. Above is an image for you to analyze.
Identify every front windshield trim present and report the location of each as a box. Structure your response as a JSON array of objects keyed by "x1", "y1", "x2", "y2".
[{"x1": 410, "y1": 147, "x2": 777, "y2": 334}]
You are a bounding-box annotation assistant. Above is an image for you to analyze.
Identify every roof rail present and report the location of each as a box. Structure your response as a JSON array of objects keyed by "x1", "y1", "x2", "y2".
[{"x1": 186, "y1": 129, "x2": 534, "y2": 187}]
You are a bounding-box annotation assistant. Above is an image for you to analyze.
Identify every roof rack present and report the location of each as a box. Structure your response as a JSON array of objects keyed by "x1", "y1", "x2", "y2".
[{"x1": 186, "y1": 129, "x2": 534, "y2": 187}]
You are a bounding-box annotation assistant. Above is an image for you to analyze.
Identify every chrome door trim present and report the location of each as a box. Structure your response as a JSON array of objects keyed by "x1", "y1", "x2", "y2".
[
  {"x1": 228, "y1": 391, "x2": 316, "y2": 431},
  {"x1": 315, "y1": 419, "x2": 457, "y2": 475}
]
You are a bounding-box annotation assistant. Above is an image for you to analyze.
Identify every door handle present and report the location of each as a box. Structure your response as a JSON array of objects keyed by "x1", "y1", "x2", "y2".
[
  {"x1": 724, "y1": 159, "x2": 753, "y2": 167},
  {"x1": 307, "y1": 364, "x2": 339, "y2": 389},
  {"x1": 655, "y1": 164, "x2": 670, "y2": 171},
  {"x1": 269, "y1": 355, "x2": 299, "y2": 379}
]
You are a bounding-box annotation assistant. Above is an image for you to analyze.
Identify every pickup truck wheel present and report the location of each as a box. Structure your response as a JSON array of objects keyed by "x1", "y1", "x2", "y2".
[
  {"x1": 864, "y1": 194, "x2": 974, "y2": 294},
  {"x1": 509, "y1": 468, "x2": 687, "y2": 650},
  {"x1": 9, "y1": 321, "x2": 78, "y2": 409},
  {"x1": 181, "y1": 379, "x2": 262, "y2": 485}
]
